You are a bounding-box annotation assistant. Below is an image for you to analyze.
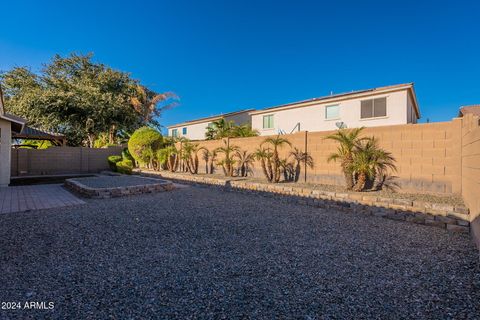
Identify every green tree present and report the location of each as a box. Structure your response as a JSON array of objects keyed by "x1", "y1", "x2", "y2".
[
  {"x1": 205, "y1": 119, "x2": 259, "y2": 140},
  {"x1": 231, "y1": 124, "x2": 259, "y2": 138},
  {"x1": 1, "y1": 53, "x2": 177, "y2": 146},
  {"x1": 130, "y1": 85, "x2": 178, "y2": 131},
  {"x1": 181, "y1": 141, "x2": 204, "y2": 174},
  {"x1": 349, "y1": 137, "x2": 397, "y2": 191},
  {"x1": 215, "y1": 140, "x2": 240, "y2": 177},
  {"x1": 289, "y1": 147, "x2": 314, "y2": 182},
  {"x1": 260, "y1": 135, "x2": 291, "y2": 183},
  {"x1": 325, "y1": 128, "x2": 366, "y2": 190},
  {"x1": 127, "y1": 126, "x2": 163, "y2": 168}
]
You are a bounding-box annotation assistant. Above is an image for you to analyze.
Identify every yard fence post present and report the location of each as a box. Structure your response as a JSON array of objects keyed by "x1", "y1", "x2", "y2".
[{"x1": 304, "y1": 131, "x2": 308, "y2": 183}]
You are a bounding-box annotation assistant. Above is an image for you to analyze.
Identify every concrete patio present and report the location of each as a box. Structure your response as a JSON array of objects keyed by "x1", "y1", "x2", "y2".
[{"x1": 0, "y1": 184, "x2": 85, "y2": 214}]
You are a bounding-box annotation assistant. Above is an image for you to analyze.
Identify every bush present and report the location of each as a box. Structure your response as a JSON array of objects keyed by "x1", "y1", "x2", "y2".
[
  {"x1": 107, "y1": 155, "x2": 123, "y2": 171},
  {"x1": 122, "y1": 148, "x2": 135, "y2": 163},
  {"x1": 127, "y1": 127, "x2": 163, "y2": 167},
  {"x1": 116, "y1": 159, "x2": 133, "y2": 174}
]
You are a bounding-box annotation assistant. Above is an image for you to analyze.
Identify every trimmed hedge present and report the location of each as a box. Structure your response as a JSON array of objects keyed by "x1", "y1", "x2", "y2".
[
  {"x1": 117, "y1": 159, "x2": 133, "y2": 174},
  {"x1": 107, "y1": 155, "x2": 123, "y2": 171},
  {"x1": 127, "y1": 127, "x2": 163, "y2": 166}
]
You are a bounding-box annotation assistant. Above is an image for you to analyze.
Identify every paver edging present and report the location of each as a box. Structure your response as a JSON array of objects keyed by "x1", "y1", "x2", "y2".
[
  {"x1": 138, "y1": 170, "x2": 470, "y2": 233},
  {"x1": 64, "y1": 176, "x2": 175, "y2": 199}
]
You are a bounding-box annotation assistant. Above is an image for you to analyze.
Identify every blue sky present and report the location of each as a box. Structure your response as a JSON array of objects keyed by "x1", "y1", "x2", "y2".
[{"x1": 1, "y1": 0, "x2": 479, "y2": 132}]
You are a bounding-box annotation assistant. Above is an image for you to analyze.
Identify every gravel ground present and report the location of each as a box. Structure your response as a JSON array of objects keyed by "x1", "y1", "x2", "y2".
[
  {"x1": 71, "y1": 175, "x2": 166, "y2": 188},
  {"x1": 0, "y1": 186, "x2": 479, "y2": 319},
  {"x1": 169, "y1": 172, "x2": 465, "y2": 206}
]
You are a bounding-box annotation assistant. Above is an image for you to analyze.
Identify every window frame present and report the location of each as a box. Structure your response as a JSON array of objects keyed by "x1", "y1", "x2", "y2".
[
  {"x1": 263, "y1": 114, "x2": 274, "y2": 129},
  {"x1": 325, "y1": 104, "x2": 340, "y2": 120},
  {"x1": 360, "y1": 97, "x2": 388, "y2": 120},
  {"x1": 171, "y1": 129, "x2": 178, "y2": 137},
  {"x1": 182, "y1": 127, "x2": 187, "y2": 135}
]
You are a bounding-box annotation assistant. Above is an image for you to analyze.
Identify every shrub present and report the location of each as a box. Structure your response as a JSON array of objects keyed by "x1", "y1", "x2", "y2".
[
  {"x1": 127, "y1": 127, "x2": 163, "y2": 167},
  {"x1": 122, "y1": 148, "x2": 135, "y2": 165},
  {"x1": 116, "y1": 159, "x2": 133, "y2": 174},
  {"x1": 107, "y1": 155, "x2": 123, "y2": 171}
]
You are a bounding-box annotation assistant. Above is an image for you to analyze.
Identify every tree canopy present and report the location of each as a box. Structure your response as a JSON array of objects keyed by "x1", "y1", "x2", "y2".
[{"x1": 0, "y1": 53, "x2": 177, "y2": 146}]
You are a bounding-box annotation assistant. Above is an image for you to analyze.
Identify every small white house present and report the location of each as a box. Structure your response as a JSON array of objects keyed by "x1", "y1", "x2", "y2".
[
  {"x1": 249, "y1": 83, "x2": 420, "y2": 135},
  {"x1": 167, "y1": 109, "x2": 254, "y2": 140}
]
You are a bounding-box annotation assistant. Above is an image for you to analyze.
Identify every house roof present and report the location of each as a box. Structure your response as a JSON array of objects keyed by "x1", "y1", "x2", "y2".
[
  {"x1": 167, "y1": 109, "x2": 255, "y2": 128},
  {"x1": 0, "y1": 84, "x2": 5, "y2": 115},
  {"x1": 249, "y1": 83, "x2": 420, "y2": 119},
  {"x1": 0, "y1": 113, "x2": 27, "y2": 133},
  {"x1": 458, "y1": 105, "x2": 480, "y2": 117},
  {"x1": 13, "y1": 125, "x2": 65, "y2": 142},
  {"x1": 0, "y1": 85, "x2": 27, "y2": 133}
]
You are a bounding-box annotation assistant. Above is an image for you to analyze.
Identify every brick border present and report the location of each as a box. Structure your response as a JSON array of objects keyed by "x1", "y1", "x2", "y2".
[
  {"x1": 140, "y1": 170, "x2": 470, "y2": 233},
  {"x1": 65, "y1": 176, "x2": 175, "y2": 199}
]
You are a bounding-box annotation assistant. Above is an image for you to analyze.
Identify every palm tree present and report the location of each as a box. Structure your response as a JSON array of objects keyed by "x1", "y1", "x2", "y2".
[
  {"x1": 130, "y1": 85, "x2": 178, "y2": 131},
  {"x1": 254, "y1": 147, "x2": 273, "y2": 182},
  {"x1": 181, "y1": 141, "x2": 204, "y2": 174},
  {"x1": 289, "y1": 147, "x2": 314, "y2": 182},
  {"x1": 231, "y1": 124, "x2": 259, "y2": 138},
  {"x1": 261, "y1": 135, "x2": 292, "y2": 183},
  {"x1": 279, "y1": 158, "x2": 295, "y2": 181},
  {"x1": 349, "y1": 137, "x2": 397, "y2": 191},
  {"x1": 157, "y1": 146, "x2": 179, "y2": 172},
  {"x1": 235, "y1": 150, "x2": 255, "y2": 177},
  {"x1": 201, "y1": 149, "x2": 217, "y2": 174},
  {"x1": 215, "y1": 140, "x2": 240, "y2": 176},
  {"x1": 205, "y1": 119, "x2": 234, "y2": 140},
  {"x1": 366, "y1": 137, "x2": 397, "y2": 190},
  {"x1": 325, "y1": 127, "x2": 366, "y2": 190}
]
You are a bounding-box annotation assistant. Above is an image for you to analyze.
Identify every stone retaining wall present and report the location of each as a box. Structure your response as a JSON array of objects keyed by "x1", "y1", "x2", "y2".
[
  {"x1": 140, "y1": 170, "x2": 470, "y2": 233},
  {"x1": 65, "y1": 178, "x2": 174, "y2": 199}
]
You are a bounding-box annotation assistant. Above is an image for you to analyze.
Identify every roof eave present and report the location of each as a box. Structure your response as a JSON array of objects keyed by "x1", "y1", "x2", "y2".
[{"x1": 249, "y1": 83, "x2": 416, "y2": 116}]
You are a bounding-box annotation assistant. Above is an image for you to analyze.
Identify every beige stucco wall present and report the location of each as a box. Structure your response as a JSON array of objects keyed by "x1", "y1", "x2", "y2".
[
  {"x1": 251, "y1": 89, "x2": 415, "y2": 135},
  {"x1": 0, "y1": 118, "x2": 12, "y2": 187}
]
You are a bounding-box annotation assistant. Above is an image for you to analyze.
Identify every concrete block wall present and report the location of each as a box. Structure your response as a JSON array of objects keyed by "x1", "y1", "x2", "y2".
[
  {"x1": 184, "y1": 121, "x2": 462, "y2": 195},
  {"x1": 461, "y1": 114, "x2": 480, "y2": 246},
  {"x1": 11, "y1": 146, "x2": 123, "y2": 176}
]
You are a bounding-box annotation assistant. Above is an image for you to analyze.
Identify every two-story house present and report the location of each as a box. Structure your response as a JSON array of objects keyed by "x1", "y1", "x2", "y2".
[
  {"x1": 167, "y1": 109, "x2": 254, "y2": 140},
  {"x1": 167, "y1": 83, "x2": 420, "y2": 139},
  {"x1": 249, "y1": 83, "x2": 419, "y2": 135}
]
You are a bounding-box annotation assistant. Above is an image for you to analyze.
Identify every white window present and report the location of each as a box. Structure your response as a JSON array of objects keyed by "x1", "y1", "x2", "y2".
[
  {"x1": 325, "y1": 105, "x2": 340, "y2": 120},
  {"x1": 263, "y1": 115, "x2": 274, "y2": 129},
  {"x1": 171, "y1": 129, "x2": 178, "y2": 137}
]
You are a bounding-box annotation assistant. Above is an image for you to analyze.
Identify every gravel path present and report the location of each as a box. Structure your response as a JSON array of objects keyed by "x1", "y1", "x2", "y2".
[
  {"x1": 71, "y1": 175, "x2": 165, "y2": 188},
  {"x1": 0, "y1": 186, "x2": 479, "y2": 319}
]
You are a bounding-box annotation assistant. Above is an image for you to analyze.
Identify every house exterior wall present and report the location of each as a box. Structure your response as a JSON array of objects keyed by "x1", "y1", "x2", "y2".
[
  {"x1": 407, "y1": 90, "x2": 417, "y2": 124},
  {"x1": 168, "y1": 111, "x2": 253, "y2": 140},
  {"x1": 0, "y1": 118, "x2": 12, "y2": 187},
  {"x1": 225, "y1": 112, "x2": 251, "y2": 126},
  {"x1": 251, "y1": 89, "x2": 415, "y2": 135},
  {"x1": 168, "y1": 121, "x2": 211, "y2": 140}
]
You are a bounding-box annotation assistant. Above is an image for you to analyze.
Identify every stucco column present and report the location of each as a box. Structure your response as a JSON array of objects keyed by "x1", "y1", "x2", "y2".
[{"x1": 0, "y1": 119, "x2": 12, "y2": 187}]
